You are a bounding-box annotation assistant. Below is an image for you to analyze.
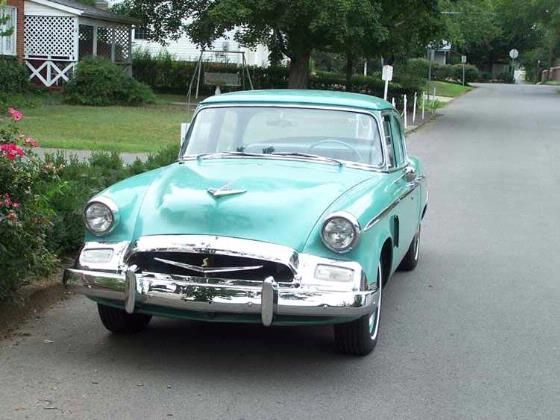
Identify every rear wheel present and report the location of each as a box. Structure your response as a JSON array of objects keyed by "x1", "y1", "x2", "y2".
[
  {"x1": 334, "y1": 262, "x2": 382, "y2": 356},
  {"x1": 398, "y1": 224, "x2": 421, "y2": 271},
  {"x1": 97, "y1": 304, "x2": 151, "y2": 334}
]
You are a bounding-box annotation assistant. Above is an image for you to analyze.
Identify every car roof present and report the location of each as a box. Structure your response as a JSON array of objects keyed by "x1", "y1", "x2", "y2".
[{"x1": 200, "y1": 89, "x2": 393, "y2": 112}]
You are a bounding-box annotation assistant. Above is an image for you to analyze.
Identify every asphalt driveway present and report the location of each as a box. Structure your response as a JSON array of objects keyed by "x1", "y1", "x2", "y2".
[{"x1": 1, "y1": 83, "x2": 559, "y2": 419}]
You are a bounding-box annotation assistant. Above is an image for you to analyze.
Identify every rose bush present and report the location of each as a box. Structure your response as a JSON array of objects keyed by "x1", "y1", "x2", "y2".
[{"x1": 0, "y1": 108, "x2": 58, "y2": 301}]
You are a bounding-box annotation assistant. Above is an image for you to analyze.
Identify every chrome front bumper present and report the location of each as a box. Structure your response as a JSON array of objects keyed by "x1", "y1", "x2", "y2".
[
  {"x1": 64, "y1": 235, "x2": 378, "y2": 326},
  {"x1": 64, "y1": 269, "x2": 377, "y2": 326}
]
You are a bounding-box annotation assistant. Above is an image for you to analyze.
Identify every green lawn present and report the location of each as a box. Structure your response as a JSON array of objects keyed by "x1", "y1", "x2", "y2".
[
  {"x1": 18, "y1": 98, "x2": 191, "y2": 153},
  {"x1": 429, "y1": 81, "x2": 472, "y2": 98}
]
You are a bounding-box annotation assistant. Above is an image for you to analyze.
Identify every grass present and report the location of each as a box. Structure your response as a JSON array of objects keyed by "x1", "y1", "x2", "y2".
[
  {"x1": 429, "y1": 81, "x2": 472, "y2": 98},
  {"x1": 17, "y1": 95, "x2": 191, "y2": 153}
]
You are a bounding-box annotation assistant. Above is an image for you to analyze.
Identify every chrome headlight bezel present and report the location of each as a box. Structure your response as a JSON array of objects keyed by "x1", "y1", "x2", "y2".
[
  {"x1": 84, "y1": 197, "x2": 119, "y2": 236},
  {"x1": 320, "y1": 212, "x2": 361, "y2": 253}
]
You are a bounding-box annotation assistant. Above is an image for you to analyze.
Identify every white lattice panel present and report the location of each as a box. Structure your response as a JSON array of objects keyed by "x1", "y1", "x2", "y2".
[
  {"x1": 113, "y1": 26, "x2": 131, "y2": 62},
  {"x1": 25, "y1": 15, "x2": 77, "y2": 59}
]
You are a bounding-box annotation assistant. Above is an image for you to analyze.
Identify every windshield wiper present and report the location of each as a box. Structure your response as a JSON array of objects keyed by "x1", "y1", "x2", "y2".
[
  {"x1": 195, "y1": 151, "x2": 263, "y2": 160},
  {"x1": 270, "y1": 152, "x2": 344, "y2": 167}
]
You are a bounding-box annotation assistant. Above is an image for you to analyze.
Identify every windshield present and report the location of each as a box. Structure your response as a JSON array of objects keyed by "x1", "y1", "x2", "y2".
[{"x1": 182, "y1": 106, "x2": 384, "y2": 166}]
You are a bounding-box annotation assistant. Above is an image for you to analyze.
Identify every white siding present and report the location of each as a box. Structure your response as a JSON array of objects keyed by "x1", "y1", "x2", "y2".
[
  {"x1": 24, "y1": 0, "x2": 76, "y2": 17},
  {"x1": 133, "y1": 31, "x2": 269, "y2": 66}
]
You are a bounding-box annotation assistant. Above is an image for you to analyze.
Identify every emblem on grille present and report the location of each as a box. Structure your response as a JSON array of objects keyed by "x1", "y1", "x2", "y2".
[
  {"x1": 207, "y1": 181, "x2": 246, "y2": 198},
  {"x1": 202, "y1": 257, "x2": 210, "y2": 268}
]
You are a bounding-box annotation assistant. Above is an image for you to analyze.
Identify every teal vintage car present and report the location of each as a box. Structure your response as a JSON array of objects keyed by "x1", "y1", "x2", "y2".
[{"x1": 65, "y1": 90, "x2": 428, "y2": 355}]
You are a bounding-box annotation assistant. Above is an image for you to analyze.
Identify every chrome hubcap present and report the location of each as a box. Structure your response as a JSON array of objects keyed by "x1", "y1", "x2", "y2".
[{"x1": 369, "y1": 263, "x2": 382, "y2": 340}]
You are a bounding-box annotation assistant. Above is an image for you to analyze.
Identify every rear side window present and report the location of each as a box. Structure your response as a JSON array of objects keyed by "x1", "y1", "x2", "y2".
[{"x1": 383, "y1": 114, "x2": 406, "y2": 168}]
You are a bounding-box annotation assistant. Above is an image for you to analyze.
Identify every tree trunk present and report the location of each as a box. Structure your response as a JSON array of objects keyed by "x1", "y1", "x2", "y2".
[
  {"x1": 345, "y1": 53, "x2": 354, "y2": 89},
  {"x1": 288, "y1": 52, "x2": 311, "y2": 88}
]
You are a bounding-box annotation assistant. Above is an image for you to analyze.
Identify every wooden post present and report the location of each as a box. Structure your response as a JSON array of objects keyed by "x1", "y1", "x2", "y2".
[
  {"x1": 403, "y1": 95, "x2": 408, "y2": 129},
  {"x1": 92, "y1": 24, "x2": 98, "y2": 57},
  {"x1": 412, "y1": 92, "x2": 417, "y2": 124}
]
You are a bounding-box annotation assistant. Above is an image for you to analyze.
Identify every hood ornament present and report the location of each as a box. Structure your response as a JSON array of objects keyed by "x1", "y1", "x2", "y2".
[{"x1": 207, "y1": 181, "x2": 246, "y2": 198}]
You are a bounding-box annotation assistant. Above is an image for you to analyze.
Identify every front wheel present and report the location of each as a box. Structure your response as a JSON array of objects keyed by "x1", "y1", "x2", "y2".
[
  {"x1": 334, "y1": 262, "x2": 382, "y2": 356},
  {"x1": 97, "y1": 304, "x2": 152, "y2": 334}
]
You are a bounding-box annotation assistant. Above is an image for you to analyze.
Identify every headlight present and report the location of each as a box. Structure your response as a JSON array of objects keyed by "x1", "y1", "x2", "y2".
[
  {"x1": 321, "y1": 212, "x2": 360, "y2": 253},
  {"x1": 84, "y1": 198, "x2": 118, "y2": 236}
]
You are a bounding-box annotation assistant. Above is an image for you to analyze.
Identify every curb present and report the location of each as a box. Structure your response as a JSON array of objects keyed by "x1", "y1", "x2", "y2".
[{"x1": 0, "y1": 274, "x2": 70, "y2": 340}]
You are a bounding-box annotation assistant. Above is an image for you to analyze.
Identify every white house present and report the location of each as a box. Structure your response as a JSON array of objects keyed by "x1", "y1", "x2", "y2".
[{"x1": 107, "y1": 0, "x2": 270, "y2": 66}]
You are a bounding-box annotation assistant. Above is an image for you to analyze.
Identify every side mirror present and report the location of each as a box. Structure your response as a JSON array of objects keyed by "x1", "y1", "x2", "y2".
[
  {"x1": 405, "y1": 166, "x2": 416, "y2": 183},
  {"x1": 180, "y1": 123, "x2": 190, "y2": 147}
]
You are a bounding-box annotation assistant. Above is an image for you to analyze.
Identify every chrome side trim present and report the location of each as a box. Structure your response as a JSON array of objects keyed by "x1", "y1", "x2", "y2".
[{"x1": 364, "y1": 182, "x2": 419, "y2": 231}]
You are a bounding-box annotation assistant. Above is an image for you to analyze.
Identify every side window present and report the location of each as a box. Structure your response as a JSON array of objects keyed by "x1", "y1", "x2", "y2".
[
  {"x1": 382, "y1": 115, "x2": 397, "y2": 168},
  {"x1": 390, "y1": 114, "x2": 406, "y2": 166}
]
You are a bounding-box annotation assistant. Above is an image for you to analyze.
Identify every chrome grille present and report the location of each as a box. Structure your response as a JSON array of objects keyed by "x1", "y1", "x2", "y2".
[{"x1": 128, "y1": 251, "x2": 294, "y2": 282}]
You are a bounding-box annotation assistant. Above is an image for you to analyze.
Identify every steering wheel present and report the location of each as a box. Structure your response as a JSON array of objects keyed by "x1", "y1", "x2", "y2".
[{"x1": 308, "y1": 139, "x2": 363, "y2": 162}]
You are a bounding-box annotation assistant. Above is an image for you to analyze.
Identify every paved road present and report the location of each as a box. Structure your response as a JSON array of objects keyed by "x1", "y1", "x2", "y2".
[{"x1": 1, "y1": 84, "x2": 559, "y2": 419}]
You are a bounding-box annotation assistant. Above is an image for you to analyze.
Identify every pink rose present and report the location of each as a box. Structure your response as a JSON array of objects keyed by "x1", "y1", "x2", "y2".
[
  {"x1": 7, "y1": 107, "x2": 23, "y2": 122},
  {"x1": 0, "y1": 143, "x2": 26, "y2": 160}
]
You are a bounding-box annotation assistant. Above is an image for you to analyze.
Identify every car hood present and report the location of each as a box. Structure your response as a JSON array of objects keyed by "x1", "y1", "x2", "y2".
[{"x1": 130, "y1": 158, "x2": 376, "y2": 251}]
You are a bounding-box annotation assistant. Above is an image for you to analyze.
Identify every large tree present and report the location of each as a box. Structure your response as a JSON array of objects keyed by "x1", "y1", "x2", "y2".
[{"x1": 124, "y1": 0, "x2": 443, "y2": 88}]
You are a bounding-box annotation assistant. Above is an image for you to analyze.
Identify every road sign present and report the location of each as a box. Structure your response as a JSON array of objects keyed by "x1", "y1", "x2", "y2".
[
  {"x1": 382, "y1": 65, "x2": 393, "y2": 81},
  {"x1": 461, "y1": 55, "x2": 467, "y2": 64},
  {"x1": 509, "y1": 49, "x2": 519, "y2": 60},
  {"x1": 382, "y1": 65, "x2": 393, "y2": 101}
]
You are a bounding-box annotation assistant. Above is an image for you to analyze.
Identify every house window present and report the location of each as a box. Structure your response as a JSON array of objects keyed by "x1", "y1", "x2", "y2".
[
  {"x1": 134, "y1": 27, "x2": 150, "y2": 40},
  {"x1": 0, "y1": 5, "x2": 17, "y2": 56}
]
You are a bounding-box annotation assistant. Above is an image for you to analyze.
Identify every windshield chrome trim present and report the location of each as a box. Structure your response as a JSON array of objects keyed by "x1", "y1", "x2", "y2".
[{"x1": 179, "y1": 103, "x2": 388, "y2": 172}]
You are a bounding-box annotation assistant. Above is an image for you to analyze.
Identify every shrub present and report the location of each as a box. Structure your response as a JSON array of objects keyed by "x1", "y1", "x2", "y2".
[
  {"x1": 64, "y1": 57, "x2": 156, "y2": 106},
  {"x1": 0, "y1": 57, "x2": 30, "y2": 94},
  {"x1": 450, "y1": 64, "x2": 480, "y2": 83},
  {"x1": 0, "y1": 108, "x2": 58, "y2": 301},
  {"x1": 0, "y1": 104, "x2": 179, "y2": 301}
]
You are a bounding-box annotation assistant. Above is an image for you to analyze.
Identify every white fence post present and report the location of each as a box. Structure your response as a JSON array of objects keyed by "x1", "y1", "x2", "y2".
[
  {"x1": 403, "y1": 94, "x2": 408, "y2": 129},
  {"x1": 412, "y1": 92, "x2": 417, "y2": 124},
  {"x1": 422, "y1": 92, "x2": 425, "y2": 120}
]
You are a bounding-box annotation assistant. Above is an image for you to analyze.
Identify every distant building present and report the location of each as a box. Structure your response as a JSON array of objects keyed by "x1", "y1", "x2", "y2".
[
  {"x1": 108, "y1": 0, "x2": 270, "y2": 66},
  {"x1": 428, "y1": 41, "x2": 452, "y2": 65}
]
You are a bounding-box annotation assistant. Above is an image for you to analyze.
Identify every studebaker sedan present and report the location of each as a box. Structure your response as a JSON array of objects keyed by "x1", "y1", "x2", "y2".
[{"x1": 65, "y1": 90, "x2": 427, "y2": 355}]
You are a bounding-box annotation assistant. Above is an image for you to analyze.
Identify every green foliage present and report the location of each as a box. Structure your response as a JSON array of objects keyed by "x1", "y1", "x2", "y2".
[
  {"x1": 0, "y1": 57, "x2": 30, "y2": 95},
  {"x1": 132, "y1": 50, "x2": 289, "y2": 93},
  {"x1": 64, "y1": 57, "x2": 156, "y2": 106},
  {"x1": 398, "y1": 58, "x2": 480, "y2": 84},
  {"x1": 0, "y1": 111, "x2": 58, "y2": 301},
  {"x1": 132, "y1": 51, "x2": 428, "y2": 99},
  {"x1": 1, "y1": 104, "x2": 179, "y2": 301},
  {"x1": 127, "y1": 0, "x2": 442, "y2": 88}
]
